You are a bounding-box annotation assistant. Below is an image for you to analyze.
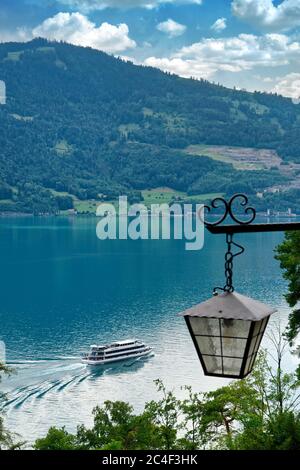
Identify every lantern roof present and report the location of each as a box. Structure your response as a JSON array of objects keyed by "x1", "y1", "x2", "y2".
[{"x1": 180, "y1": 291, "x2": 277, "y2": 322}]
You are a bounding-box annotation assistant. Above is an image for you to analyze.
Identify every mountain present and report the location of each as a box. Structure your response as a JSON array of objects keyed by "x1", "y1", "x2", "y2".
[{"x1": 0, "y1": 38, "x2": 299, "y2": 214}]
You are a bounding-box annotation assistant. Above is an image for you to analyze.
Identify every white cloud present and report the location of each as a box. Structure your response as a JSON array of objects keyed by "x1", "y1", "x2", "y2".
[
  {"x1": 30, "y1": 12, "x2": 136, "y2": 53},
  {"x1": 59, "y1": 0, "x2": 202, "y2": 11},
  {"x1": 144, "y1": 56, "x2": 213, "y2": 79},
  {"x1": 143, "y1": 33, "x2": 300, "y2": 79},
  {"x1": 0, "y1": 28, "x2": 31, "y2": 43},
  {"x1": 273, "y1": 73, "x2": 300, "y2": 101},
  {"x1": 157, "y1": 19, "x2": 186, "y2": 37},
  {"x1": 211, "y1": 18, "x2": 227, "y2": 32},
  {"x1": 232, "y1": 0, "x2": 300, "y2": 31}
]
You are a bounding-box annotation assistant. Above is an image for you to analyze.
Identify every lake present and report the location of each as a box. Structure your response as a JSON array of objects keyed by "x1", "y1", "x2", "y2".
[{"x1": 0, "y1": 216, "x2": 297, "y2": 445}]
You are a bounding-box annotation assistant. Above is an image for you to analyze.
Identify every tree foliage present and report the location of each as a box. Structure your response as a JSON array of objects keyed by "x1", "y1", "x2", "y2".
[
  {"x1": 0, "y1": 362, "x2": 23, "y2": 450},
  {"x1": 275, "y1": 232, "x2": 300, "y2": 344},
  {"x1": 0, "y1": 39, "x2": 299, "y2": 213}
]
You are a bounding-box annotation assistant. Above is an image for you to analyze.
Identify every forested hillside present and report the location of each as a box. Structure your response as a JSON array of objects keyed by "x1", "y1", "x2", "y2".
[{"x1": 0, "y1": 38, "x2": 299, "y2": 214}]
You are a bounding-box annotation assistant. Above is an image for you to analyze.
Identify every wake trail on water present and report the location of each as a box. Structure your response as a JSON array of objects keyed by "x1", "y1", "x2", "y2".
[
  {"x1": 7, "y1": 356, "x2": 80, "y2": 364},
  {"x1": 1, "y1": 354, "x2": 152, "y2": 412},
  {"x1": 0, "y1": 355, "x2": 92, "y2": 411},
  {"x1": 2, "y1": 372, "x2": 91, "y2": 410}
]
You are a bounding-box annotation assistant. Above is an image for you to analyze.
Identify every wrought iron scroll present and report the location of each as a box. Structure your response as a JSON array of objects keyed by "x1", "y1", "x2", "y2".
[
  {"x1": 199, "y1": 193, "x2": 256, "y2": 227},
  {"x1": 198, "y1": 194, "x2": 256, "y2": 294}
]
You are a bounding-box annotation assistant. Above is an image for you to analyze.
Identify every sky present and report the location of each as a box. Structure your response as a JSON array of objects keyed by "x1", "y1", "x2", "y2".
[{"x1": 0, "y1": 0, "x2": 300, "y2": 99}]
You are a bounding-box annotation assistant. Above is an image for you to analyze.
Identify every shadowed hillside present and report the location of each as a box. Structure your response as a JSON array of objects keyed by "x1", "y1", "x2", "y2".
[{"x1": 0, "y1": 38, "x2": 299, "y2": 214}]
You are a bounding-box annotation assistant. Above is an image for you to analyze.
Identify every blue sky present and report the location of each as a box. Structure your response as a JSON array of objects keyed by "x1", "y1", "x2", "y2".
[{"x1": 0, "y1": 1, "x2": 300, "y2": 99}]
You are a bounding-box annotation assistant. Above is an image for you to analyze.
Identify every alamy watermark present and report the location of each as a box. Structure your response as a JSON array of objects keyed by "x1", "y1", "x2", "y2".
[{"x1": 96, "y1": 196, "x2": 204, "y2": 251}]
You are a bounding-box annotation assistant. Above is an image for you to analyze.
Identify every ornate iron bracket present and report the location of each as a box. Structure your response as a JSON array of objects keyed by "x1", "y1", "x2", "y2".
[
  {"x1": 199, "y1": 194, "x2": 256, "y2": 294},
  {"x1": 199, "y1": 193, "x2": 256, "y2": 228},
  {"x1": 198, "y1": 193, "x2": 300, "y2": 293}
]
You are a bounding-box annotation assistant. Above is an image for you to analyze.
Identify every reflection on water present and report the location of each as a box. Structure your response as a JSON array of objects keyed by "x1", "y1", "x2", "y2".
[{"x1": 0, "y1": 216, "x2": 298, "y2": 444}]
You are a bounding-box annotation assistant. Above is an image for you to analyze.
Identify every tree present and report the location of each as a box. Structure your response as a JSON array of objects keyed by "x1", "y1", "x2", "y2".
[
  {"x1": 0, "y1": 362, "x2": 23, "y2": 450},
  {"x1": 76, "y1": 400, "x2": 161, "y2": 450},
  {"x1": 35, "y1": 400, "x2": 163, "y2": 451},
  {"x1": 145, "y1": 379, "x2": 181, "y2": 450},
  {"x1": 178, "y1": 386, "x2": 207, "y2": 450},
  {"x1": 55, "y1": 195, "x2": 74, "y2": 211},
  {"x1": 34, "y1": 427, "x2": 77, "y2": 451},
  {"x1": 275, "y1": 232, "x2": 300, "y2": 344},
  {"x1": 224, "y1": 327, "x2": 300, "y2": 450}
]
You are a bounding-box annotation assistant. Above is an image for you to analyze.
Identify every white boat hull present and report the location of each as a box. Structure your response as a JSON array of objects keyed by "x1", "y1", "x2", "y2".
[{"x1": 81, "y1": 348, "x2": 152, "y2": 366}]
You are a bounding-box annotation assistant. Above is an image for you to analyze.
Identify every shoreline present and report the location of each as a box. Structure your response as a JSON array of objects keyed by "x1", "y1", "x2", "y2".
[{"x1": 1, "y1": 211, "x2": 299, "y2": 219}]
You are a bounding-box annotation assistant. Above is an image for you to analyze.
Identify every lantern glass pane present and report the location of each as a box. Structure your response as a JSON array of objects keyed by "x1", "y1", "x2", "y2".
[
  {"x1": 196, "y1": 336, "x2": 221, "y2": 356},
  {"x1": 221, "y1": 319, "x2": 251, "y2": 338},
  {"x1": 248, "y1": 335, "x2": 258, "y2": 357},
  {"x1": 249, "y1": 353, "x2": 256, "y2": 371},
  {"x1": 254, "y1": 334, "x2": 264, "y2": 355},
  {"x1": 202, "y1": 355, "x2": 223, "y2": 375},
  {"x1": 245, "y1": 355, "x2": 253, "y2": 375},
  {"x1": 249, "y1": 332, "x2": 264, "y2": 357},
  {"x1": 223, "y1": 358, "x2": 243, "y2": 376},
  {"x1": 261, "y1": 317, "x2": 269, "y2": 331},
  {"x1": 187, "y1": 313, "x2": 270, "y2": 378},
  {"x1": 189, "y1": 317, "x2": 219, "y2": 336},
  {"x1": 222, "y1": 337, "x2": 247, "y2": 358},
  {"x1": 253, "y1": 319, "x2": 265, "y2": 336}
]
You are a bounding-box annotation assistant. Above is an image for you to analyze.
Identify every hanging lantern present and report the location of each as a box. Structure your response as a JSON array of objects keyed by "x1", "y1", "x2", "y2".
[
  {"x1": 180, "y1": 194, "x2": 281, "y2": 378},
  {"x1": 181, "y1": 291, "x2": 276, "y2": 379}
]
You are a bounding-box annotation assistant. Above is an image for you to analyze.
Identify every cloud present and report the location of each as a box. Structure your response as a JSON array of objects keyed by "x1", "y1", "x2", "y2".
[
  {"x1": 0, "y1": 12, "x2": 136, "y2": 54},
  {"x1": 273, "y1": 73, "x2": 300, "y2": 101},
  {"x1": 0, "y1": 28, "x2": 31, "y2": 43},
  {"x1": 232, "y1": 0, "x2": 300, "y2": 31},
  {"x1": 59, "y1": 0, "x2": 202, "y2": 11},
  {"x1": 30, "y1": 12, "x2": 136, "y2": 53},
  {"x1": 143, "y1": 33, "x2": 300, "y2": 79},
  {"x1": 211, "y1": 18, "x2": 227, "y2": 32},
  {"x1": 144, "y1": 56, "x2": 213, "y2": 79},
  {"x1": 157, "y1": 19, "x2": 186, "y2": 37}
]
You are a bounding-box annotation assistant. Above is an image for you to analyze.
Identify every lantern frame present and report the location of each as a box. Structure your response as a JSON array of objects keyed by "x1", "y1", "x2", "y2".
[
  {"x1": 185, "y1": 318, "x2": 267, "y2": 379},
  {"x1": 181, "y1": 291, "x2": 276, "y2": 379}
]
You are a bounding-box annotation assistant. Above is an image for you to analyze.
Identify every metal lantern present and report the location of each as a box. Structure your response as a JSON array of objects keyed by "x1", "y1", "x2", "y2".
[{"x1": 181, "y1": 291, "x2": 276, "y2": 379}]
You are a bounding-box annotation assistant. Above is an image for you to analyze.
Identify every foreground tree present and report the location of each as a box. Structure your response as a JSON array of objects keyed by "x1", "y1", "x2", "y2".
[
  {"x1": 0, "y1": 362, "x2": 23, "y2": 450},
  {"x1": 224, "y1": 328, "x2": 300, "y2": 450},
  {"x1": 35, "y1": 401, "x2": 164, "y2": 451},
  {"x1": 275, "y1": 231, "x2": 300, "y2": 345}
]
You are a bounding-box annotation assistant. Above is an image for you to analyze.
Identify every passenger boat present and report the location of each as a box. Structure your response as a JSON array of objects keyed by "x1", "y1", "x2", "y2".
[{"x1": 81, "y1": 339, "x2": 152, "y2": 366}]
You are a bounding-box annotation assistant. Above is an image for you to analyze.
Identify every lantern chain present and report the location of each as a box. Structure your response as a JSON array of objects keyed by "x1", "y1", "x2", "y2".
[{"x1": 214, "y1": 233, "x2": 245, "y2": 295}]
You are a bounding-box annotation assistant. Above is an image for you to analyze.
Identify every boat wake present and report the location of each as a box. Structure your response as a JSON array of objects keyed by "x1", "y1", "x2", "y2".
[
  {"x1": 1, "y1": 353, "x2": 153, "y2": 412},
  {"x1": 7, "y1": 356, "x2": 80, "y2": 365},
  {"x1": 1, "y1": 372, "x2": 93, "y2": 411}
]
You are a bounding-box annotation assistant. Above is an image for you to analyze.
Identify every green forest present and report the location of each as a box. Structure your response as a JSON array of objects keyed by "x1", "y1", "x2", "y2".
[{"x1": 0, "y1": 38, "x2": 299, "y2": 215}]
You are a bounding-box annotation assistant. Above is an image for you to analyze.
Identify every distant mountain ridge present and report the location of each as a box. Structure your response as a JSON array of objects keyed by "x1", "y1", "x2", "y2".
[{"x1": 0, "y1": 38, "x2": 299, "y2": 214}]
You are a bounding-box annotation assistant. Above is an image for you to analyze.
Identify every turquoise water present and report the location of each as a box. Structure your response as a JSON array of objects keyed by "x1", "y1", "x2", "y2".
[{"x1": 0, "y1": 216, "x2": 296, "y2": 444}]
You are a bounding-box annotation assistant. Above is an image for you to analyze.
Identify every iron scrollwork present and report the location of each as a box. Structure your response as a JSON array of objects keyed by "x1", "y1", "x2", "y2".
[
  {"x1": 199, "y1": 193, "x2": 256, "y2": 227},
  {"x1": 199, "y1": 194, "x2": 256, "y2": 294}
]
